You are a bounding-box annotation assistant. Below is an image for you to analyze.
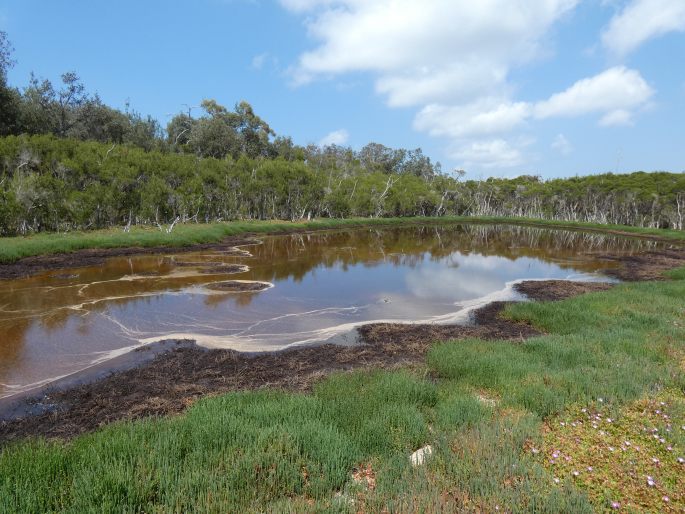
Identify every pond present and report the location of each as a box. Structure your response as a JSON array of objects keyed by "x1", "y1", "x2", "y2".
[{"x1": 0, "y1": 223, "x2": 666, "y2": 398}]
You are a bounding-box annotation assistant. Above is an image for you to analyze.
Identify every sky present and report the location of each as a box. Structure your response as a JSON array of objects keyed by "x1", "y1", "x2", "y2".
[{"x1": 1, "y1": 0, "x2": 684, "y2": 179}]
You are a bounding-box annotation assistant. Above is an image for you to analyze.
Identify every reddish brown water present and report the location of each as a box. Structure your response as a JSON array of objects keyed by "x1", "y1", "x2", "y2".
[{"x1": 0, "y1": 223, "x2": 667, "y2": 398}]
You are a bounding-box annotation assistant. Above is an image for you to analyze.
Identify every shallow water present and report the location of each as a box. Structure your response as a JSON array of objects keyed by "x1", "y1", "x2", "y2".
[{"x1": 0, "y1": 223, "x2": 668, "y2": 397}]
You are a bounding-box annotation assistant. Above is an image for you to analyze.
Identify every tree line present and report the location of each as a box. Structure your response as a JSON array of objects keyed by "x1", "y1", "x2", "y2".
[{"x1": 0, "y1": 31, "x2": 683, "y2": 236}]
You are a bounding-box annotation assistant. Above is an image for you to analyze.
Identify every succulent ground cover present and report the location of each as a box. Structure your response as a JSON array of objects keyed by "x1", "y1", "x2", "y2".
[{"x1": 536, "y1": 392, "x2": 685, "y2": 512}]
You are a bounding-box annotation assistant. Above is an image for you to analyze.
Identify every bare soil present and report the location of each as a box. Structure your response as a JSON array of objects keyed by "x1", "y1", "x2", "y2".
[
  {"x1": 0, "y1": 237, "x2": 260, "y2": 280},
  {"x1": 205, "y1": 281, "x2": 271, "y2": 292},
  {"x1": 513, "y1": 280, "x2": 613, "y2": 301},
  {"x1": 601, "y1": 249, "x2": 685, "y2": 281},
  {"x1": 198, "y1": 265, "x2": 250, "y2": 275}
]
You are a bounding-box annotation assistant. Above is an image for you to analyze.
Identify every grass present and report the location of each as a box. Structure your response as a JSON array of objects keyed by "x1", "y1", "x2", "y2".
[{"x1": 0, "y1": 215, "x2": 683, "y2": 264}]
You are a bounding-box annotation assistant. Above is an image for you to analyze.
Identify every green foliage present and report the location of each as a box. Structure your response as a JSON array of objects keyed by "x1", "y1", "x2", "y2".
[{"x1": 0, "y1": 134, "x2": 683, "y2": 236}]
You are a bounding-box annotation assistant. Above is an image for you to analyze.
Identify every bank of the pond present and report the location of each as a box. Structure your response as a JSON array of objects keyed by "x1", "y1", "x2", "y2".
[{"x1": 1, "y1": 216, "x2": 684, "y2": 277}]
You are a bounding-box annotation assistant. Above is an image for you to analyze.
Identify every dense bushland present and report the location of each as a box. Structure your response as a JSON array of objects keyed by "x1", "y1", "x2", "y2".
[
  {"x1": 0, "y1": 134, "x2": 683, "y2": 235},
  {"x1": 0, "y1": 30, "x2": 683, "y2": 235}
]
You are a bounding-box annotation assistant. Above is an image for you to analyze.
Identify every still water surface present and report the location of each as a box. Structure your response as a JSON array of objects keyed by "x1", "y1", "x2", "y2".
[{"x1": 0, "y1": 224, "x2": 667, "y2": 398}]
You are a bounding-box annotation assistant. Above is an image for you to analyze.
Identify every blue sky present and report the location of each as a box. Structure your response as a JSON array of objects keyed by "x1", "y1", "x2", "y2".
[{"x1": 1, "y1": 0, "x2": 684, "y2": 179}]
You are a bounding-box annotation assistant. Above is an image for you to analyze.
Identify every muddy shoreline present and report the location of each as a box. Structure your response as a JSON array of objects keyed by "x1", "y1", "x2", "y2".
[
  {"x1": 0, "y1": 236, "x2": 262, "y2": 280},
  {"x1": 1, "y1": 242, "x2": 684, "y2": 442}
]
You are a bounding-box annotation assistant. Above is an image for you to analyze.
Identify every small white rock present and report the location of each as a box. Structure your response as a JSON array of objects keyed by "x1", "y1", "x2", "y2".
[
  {"x1": 476, "y1": 394, "x2": 498, "y2": 407},
  {"x1": 410, "y1": 445, "x2": 433, "y2": 466},
  {"x1": 333, "y1": 492, "x2": 355, "y2": 506}
]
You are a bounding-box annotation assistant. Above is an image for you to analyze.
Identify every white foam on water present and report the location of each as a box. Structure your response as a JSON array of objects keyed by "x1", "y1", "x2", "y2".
[
  {"x1": 138, "y1": 273, "x2": 602, "y2": 352},
  {"x1": 1, "y1": 271, "x2": 607, "y2": 398},
  {"x1": 0, "y1": 343, "x2": 162, "y2": 400}
]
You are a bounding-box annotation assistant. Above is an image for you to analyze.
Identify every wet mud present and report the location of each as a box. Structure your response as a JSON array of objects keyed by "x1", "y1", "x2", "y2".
[
  {"x1": 513, "y1": 280, "x2": 613, "y2": 301},
  {"x1": 205, "y1": 280, "x2": 272, "y2": 292},
  {"x1": 0, "y1": 237, "x2": 261, "y2": 280},
  {"x1": 197, "y1": 265, "x2": 250, "y2": 275},
  {"x1": 601, "y1": 249, "x2": 685, "y2": 281}
]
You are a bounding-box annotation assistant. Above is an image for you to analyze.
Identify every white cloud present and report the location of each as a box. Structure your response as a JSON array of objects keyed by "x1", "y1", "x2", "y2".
[
  {"x1": 551, "y1": 134, "x2": 573, "y2": 154},
  {"x1": 410, "y1": 66, "x2": 652, "y2": 169},
  {"x1": 319, "y1": 129, "x2": 349, "y2": 146},
  {"x1": 415, "y1": 67, "x2": 652, "y2": 165},
  {"x1": 449, "y1": 139, "x2": 526, "y2": 169},
  {"x1": 282, "y1": 0, "x2": 579, "y2": 103},
  {"x1": 279, "y1": 0, "x2": 337, "y2": 12},
  {"x1": 602, "y1": 0, "x2": 685, "y2": 55},
  {"x1": 251, "y1": 52, "x2": 279, "y2": 72},
  {"x1": 251, "y1": 53, "x2": 269, "y2": 70},
  {"x1": 598, "y1": 109, "x2": 634, "y2": 126},
  {"x1": 375, "y1": 63, "x2": 507, "y2": 108},
  {"x1": 281, "y1": 2, "x2": 656, "y2": 171},
  {"x1": 414, "y1": 99, "x2": 531, "y2": 139},
  {"x1": 533, "y1": 66, "x2": 654, "y2": 119}
]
